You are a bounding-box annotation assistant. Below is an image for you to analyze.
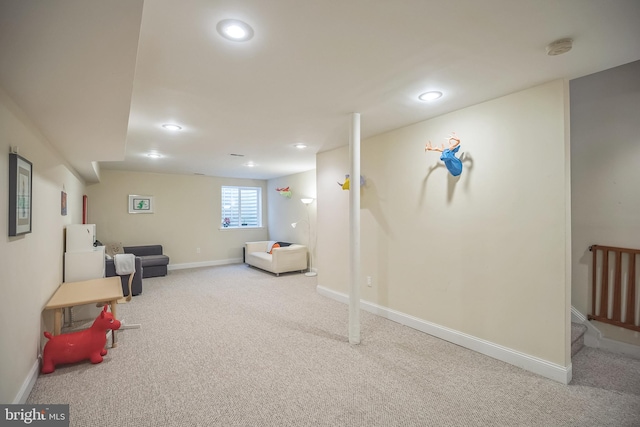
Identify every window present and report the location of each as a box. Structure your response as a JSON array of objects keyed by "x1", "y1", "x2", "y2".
[{"x1": 221, "y1": 186, "x2": 262, "y2": 228}]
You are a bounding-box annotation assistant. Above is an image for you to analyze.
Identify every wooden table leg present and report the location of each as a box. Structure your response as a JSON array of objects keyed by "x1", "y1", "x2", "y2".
[
  {"x1": 110, "y1": 299, "x2": 118, "y2": 348},
  {"x1": 53, "y1": 308, "x2": 63, "y2": 335}
]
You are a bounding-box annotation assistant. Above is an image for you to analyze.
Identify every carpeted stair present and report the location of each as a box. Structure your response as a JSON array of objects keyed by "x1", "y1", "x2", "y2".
[{"x1": 571, "y1": 322, "x2": 588, "y2": 358}]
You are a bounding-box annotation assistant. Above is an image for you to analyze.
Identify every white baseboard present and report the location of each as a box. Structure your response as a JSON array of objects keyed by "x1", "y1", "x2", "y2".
[
  {"x1": 597, "y1": 336, "x2": 640, "y2": 359},
  {"x1": 13, "y1": 359, "x2": 39, "y2": 404},
  {"x1": 317, "y1": 286, "x2": 571, "y2": 384},
  {"x1": 167, "y1": 258, "x2": 242, "y2": 271}
]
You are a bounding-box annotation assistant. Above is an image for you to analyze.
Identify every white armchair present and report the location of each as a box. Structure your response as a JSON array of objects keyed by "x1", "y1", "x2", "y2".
[{"x1": 244, "y1": 241, "x2": 308, "y2": 276}]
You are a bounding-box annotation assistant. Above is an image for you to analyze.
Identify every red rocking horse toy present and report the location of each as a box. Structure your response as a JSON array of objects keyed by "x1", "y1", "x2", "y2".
[{"x1": 41, "y1": 305, "x2": 121, "y2": 374}]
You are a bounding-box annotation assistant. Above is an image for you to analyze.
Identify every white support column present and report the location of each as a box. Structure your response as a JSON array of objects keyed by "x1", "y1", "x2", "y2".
[{"x1": 349, "y1": 112, "x2": 361, "y2": 345}]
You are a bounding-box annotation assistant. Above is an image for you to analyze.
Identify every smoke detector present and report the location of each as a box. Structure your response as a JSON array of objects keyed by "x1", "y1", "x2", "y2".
[{"x1": 546, "y1": 38, "x2": 573, "y2": 56}]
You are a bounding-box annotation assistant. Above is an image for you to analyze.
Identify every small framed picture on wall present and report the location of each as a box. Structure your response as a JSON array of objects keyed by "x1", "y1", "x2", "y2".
[
  {"x1": 61, "y1": 191, "x2": 67, "y2": 216},
  {"x1": 129, "y1": 195, "x2": 154, "y2": 214}
]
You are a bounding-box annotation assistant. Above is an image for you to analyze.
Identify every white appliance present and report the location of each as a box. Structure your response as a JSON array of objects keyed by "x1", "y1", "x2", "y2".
[
  {"x1": 65, "y1": 224, "x2": 96, "y2": 252},
  {"x1": 64, "y1": 224, "x2": 104, "y2": 282},
  {"x1": 64, "y1": 247, "x2": 105, "y2": 282}
]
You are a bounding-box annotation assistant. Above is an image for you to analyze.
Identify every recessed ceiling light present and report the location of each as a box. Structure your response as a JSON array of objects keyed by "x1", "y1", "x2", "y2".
[
  {"x1": 217, "y1": 19, "x2": 254, "y2": 42},
  {"x1": 418, "y1": 91, "x2": 443, "y2": 101},
  {"x1": 147, "y1": 153, "x2": 162, "y2": 159},
  {"x1": 294, "y1": 143, "x2": 307, "y2": 149},
  {"x1": 245, "y1": 161, "x2": 256, "y2": 167},
  {"x1": 162, "y1": 124, "x2": 182, "y2": 131}
]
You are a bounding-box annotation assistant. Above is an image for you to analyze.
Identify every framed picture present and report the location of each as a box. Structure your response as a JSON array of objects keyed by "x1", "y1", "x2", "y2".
[
  {"x1": 9, "y1": 153, "x2": 33, "y2": 236},
  {"x1": 129, "y1": 195, "x2": 154, "y2": 214},
  {"x1": 61, "y1": 191, "x2": 67, "y2": 216},
  {"x1": 82, "y1": 195, "x2": 88, "y2": 224}
]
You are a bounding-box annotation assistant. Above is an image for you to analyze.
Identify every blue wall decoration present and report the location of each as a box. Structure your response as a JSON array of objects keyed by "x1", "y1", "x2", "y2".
[{"x1": 425, "y1": 133, "x2": 463, "y2": 176}]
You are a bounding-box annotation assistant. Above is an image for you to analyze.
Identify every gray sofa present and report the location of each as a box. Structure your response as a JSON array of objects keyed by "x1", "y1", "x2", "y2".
[
  {"x1": 124, "y1": 245, "x2": 169, "y2": 278},
  {"x1": 106, "y1": 256, "x2": 143, "y2": 297}
]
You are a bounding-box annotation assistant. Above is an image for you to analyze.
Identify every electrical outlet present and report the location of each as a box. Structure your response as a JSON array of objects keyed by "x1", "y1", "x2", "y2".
[
  {"x1": 196, "y1": 247, "x2": 201, "y2": 253},
  {"x1": 366, "y1": 276, "x2": 372, "y2": 287}
]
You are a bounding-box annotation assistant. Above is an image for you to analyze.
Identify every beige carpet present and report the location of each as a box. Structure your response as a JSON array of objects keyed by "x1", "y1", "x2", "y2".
[{"x1": 28, "y1": 264, "x2": 640, "y2": 426}]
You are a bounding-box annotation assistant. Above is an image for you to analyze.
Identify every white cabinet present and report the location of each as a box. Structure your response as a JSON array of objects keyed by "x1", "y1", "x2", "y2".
[
  {"x1": 63, "y1": 224, "x2": 104, "y2": 283},
  {"x1": 65, "y1": 224, "x2": 96, "y2": 252},
  {"x1": 63, "y1": 224, "x2": 105, "y2": 322},
  {"x1": 64, "y1": 246, "x2": 105, "y2": 282}
]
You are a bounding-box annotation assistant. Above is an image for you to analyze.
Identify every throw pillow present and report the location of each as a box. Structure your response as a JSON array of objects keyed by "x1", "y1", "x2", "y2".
[
  {"x1": 266, "y1": 240, "x2": 277, "y2": 253},
  {"x1": 269, "y1": 243, "x2": 280, "y2": 254},
  {"x1": 105, "y1": 242, "x2": 125, "y2": 257}
]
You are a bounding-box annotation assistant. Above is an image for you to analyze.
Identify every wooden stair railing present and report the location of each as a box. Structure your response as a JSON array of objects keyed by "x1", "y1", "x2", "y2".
[{"x1": 588, "y1": 245, "x2": 640, "y2": 332}]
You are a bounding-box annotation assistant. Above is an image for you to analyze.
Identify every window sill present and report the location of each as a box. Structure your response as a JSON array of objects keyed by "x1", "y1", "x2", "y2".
[{"x1": 218, "y1": 226, "x2": 264, "y2": 231}]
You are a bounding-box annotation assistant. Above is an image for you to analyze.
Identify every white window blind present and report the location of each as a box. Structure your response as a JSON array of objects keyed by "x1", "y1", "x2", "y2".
[{"x1": 221, "y1": 186, "x2": 262, "y2": 228}]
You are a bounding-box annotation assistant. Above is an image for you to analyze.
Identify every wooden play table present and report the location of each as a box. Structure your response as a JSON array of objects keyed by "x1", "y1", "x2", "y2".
[{"x1": 44, "y1": 276, "x2": 123, "y2": 347}]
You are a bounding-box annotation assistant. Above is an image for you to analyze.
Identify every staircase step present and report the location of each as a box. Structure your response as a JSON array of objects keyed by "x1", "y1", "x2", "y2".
[{"x1": 571, "y1": 322, "x2": 588, "y2": 358}]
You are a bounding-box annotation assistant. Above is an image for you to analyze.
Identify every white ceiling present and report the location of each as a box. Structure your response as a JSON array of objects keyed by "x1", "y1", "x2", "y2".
[{"x1": 1, "y1": 0, "x2": 639, "y2": 182}]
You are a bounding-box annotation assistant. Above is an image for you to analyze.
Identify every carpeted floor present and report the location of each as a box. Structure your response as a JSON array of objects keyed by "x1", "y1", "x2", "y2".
[{"x1": 28, "y1": 265, "x2": 640, "y2": 426}]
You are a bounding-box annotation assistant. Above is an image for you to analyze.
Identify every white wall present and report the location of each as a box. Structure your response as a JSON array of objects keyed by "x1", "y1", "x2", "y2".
[
  {"x1": 317, "y1": 80, "x2": 571, "y2": 372},
  {"x1": 267, "y1": 170, "x2": 317, "y2": 268},
  {"x1": 570, "y1": 60, "x2": 640, "y2": 316},
  {"x1": 0, "y1": 87, "x2": 85, "y2": 403},
  {"x1": 86, "y1": 170, "x2": 268, "y2": 267}
]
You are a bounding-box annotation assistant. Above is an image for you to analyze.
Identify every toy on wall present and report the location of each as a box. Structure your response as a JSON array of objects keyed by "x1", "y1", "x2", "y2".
[
  {"x1": 337, "y1": 174, "x2": 365, "y2": 190},
  {"x1": 276, "y1": 187, "x2": 292, "y2": 198},
  {"x1": 41, "y1": 305, "x2": 121, "y2": 374},
  {"x1": 425, "y1": 132, "x2": 463, "y2": 176}
]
